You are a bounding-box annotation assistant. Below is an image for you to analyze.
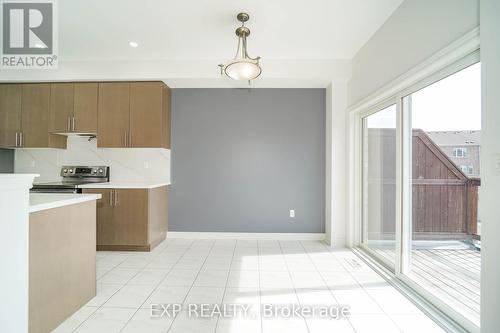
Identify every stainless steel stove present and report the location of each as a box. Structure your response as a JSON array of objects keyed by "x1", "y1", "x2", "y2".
[{"x1": 31, "y1": 166, "x2": 110, "y2": 193}]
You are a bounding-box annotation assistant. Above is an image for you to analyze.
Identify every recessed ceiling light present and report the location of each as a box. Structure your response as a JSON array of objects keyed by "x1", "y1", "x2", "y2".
[{"x1": 128, "y1": 41, "x2": 139, "y2": 48}]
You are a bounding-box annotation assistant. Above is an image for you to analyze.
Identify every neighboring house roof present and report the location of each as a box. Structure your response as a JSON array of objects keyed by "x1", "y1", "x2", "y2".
[{"x1": 426, "y1": 130, "x2": 481, "y2": 146}]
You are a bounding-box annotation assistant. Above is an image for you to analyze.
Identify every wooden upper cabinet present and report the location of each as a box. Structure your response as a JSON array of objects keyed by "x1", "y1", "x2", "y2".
[
  {"x1": 21, "y1": 84, "x2": 50, "y2": 148},
  {"x1": 97, "y1": 83, "x2": 130, "y2": 148},
  {"x1": 0, "y1": 84, "x2": 22, "y2": 148},
  {"x1": 49, "y1": 82, "x2": 98, "y2": 134},
  {"x1": 73, "y1": 83, "x2": 98, "y2": 133},
  {"x1": 98, "y1": 81, "x2": 170, "y2": 148},
  {"x1": 162, "y1": 85, "x2": 171, "y2": 149},
  {"x1": 130, "y1": 82, "x2": 164, "y2": 148},
  {"x1": 49, "y1": 83, "x2": 74, "y2": 133},
  {"x1": 0, "y1": 81, "x2": 170, "y2": 149}
]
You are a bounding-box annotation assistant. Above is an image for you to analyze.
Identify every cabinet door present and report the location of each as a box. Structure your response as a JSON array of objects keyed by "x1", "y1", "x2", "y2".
[
  {"x1": 97, "y1": 83, "x2": 130, "y2": 148},
  {"x1": 74, "y1": 83, "x2": 98, "y2": 133},
  {"x1": 49, "y1": 83, "x2": 74, "y2": 133},
  {"x1": 162, "y1": 85, "x2": 171, "y2": 149},
  {"x1": 0, "y1": 84, "x2": 22, "y2": 148},
  {"x1": 130, "y1": 82, "x2": 164, "y2": 148},
  {"x1": 82, "y1": 189, "x2": 115, "y2": 246},
  {"x1": 21, "y1": 84, "x2": 50, "y2": 147},
  {"x1": 113, "y1": 189, "x2": 148, "y2": 245}
]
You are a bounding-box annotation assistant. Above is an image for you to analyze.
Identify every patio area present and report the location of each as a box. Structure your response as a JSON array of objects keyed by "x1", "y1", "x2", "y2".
[{"x1": 373, "y1": 242, "x2": 480, "y2": 325}]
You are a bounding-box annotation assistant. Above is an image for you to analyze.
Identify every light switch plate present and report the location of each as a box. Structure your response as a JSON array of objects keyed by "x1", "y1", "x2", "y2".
[{"x1": 289, "y1": 209, "x2": 295, "y2": 218}]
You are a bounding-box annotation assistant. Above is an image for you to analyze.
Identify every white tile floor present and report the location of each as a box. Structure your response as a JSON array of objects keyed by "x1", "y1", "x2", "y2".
[{"x1": 52, "y1": 239, "x2": 445, "y2": 333}]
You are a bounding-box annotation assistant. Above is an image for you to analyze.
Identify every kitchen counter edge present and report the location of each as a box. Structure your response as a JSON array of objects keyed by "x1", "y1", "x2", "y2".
[{"x1": 30, "y1": 193, "x2": 102, "y2": 213}]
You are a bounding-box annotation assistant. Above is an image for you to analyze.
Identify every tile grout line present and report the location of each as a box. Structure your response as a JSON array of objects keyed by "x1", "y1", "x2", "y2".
[
  {"x1": 257, "y1": 241, "x2": 264, "y2": 333},
  {"x1": 165, "y1": 239, "x2": 217, "y2": 333},
  {"x1": 69, "y1": 244, "x2": 174, "y2": 333},
  {"x1": 298, "y1": 241, "x2": 358, "y2": 333},
  {"x1": 338, "y1": 247, "x2": 405, "y2": 333},
  {"x1": 278, "y1": 240, "x2": 312, "y2": 333},
  {"x1": 214, "y1": 240, "x2": 238, "y2": 333},
  {"x1": 117, "y1": 239, "x2": 195, "y2": 333}
]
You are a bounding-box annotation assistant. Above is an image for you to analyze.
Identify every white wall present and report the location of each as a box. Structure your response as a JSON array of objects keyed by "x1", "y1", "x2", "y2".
[
  {"x1": 14, "y1": 137, "x2": 170, "y2": 183},
  {"x1": 0, "y1": 174, "x2": 38, "y2": 333},
  {"x1": 325, "y1": 83, "x2": 349, "y2": 247},
  {"x1": 349, "y1": 0, "x2": 479, "y2": 106},
  {"x1": 480, "y1": 1, "x2": 500, "y2": 331}
]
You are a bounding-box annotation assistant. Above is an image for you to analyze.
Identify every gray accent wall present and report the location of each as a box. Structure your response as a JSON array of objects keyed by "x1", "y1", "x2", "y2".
[
  {"x1": 170, "y1": 88, "x2": 325, "y2": 233},
  {"x1": 0, "y1": 149, "x2": 14, "y2": 173}
]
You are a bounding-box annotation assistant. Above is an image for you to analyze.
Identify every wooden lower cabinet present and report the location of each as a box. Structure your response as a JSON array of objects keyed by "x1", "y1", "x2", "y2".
[{"x1": 83, "y1": 186, "x2": 168, "y2": 251}]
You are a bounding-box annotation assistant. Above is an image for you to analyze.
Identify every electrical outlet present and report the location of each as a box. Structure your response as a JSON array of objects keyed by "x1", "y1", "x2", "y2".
[
  {"x1": 289, "y1": 209, "x2": 295, "y2": 218},
  {"x1": 31, "y1": 160, "x2": 36, "y2": 168},
  {"x1": 143, "y1": 161, "x2": 149, "y2": 169}
]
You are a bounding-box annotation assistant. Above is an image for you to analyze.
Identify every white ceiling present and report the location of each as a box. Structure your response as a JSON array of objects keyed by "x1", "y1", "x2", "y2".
[
  {"x1": 59, "y1": 0, "x2": 402, "y2": 61},
  {"x1": 1, "y1": 0, "x2": 403, "y2": 87}
]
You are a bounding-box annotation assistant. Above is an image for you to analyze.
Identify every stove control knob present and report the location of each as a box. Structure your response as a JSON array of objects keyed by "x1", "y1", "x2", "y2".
[
  {"x1": 92, "y1": 170, "x2": 97, "y2": 174},
  {"x1": 69, "y1": 169, "x2": 74, "y2": 173},
  {"x1": 63, "y1": 168, "x2": 68, "y2": 173},
  {"x1": 99, "y1": 169, "x2": 104, "y2": 173}
]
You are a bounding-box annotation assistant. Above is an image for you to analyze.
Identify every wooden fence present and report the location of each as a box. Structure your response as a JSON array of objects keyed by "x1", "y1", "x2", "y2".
[
  {"x1": 411, "y1": 130, "x2": 480, "y2": 239},
  {"x1": 366, "y1": 128, "x2": 480, "y2": 240}
]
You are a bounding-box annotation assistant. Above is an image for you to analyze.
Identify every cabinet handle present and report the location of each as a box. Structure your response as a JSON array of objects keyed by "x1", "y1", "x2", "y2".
[
  {"x1": 129, "y1": 131, "x2": 132, "y2": 147},
  {"x1": 124, "y1": 131, "x2": 128, "y2": 147},
  {"x1": 72, "y1": 116, "x2": 75, "y2": 132},
  {"x1": 109, "y1": 190, "x2": 113, "y2": 206},
  {"x1": 114, "y1": 190, "x2": 118, "y2": 206},
  {"x1": 20, "y1": 132, "x2": 23, "y2": 147},
  {"x1": 67, "y1": 116, "x2": 70, "y2": 132},
  {"x1": 15, "y1": 132, "x2": 18, "y2": 147}
]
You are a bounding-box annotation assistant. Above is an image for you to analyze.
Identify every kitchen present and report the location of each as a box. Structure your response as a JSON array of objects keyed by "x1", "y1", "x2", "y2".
[
  {"x1": 0, "y1": 80, "x2": 171, "y2": 332},
  {"x1": 1, "y1": 1, "x2": 499, "y2": 333}
]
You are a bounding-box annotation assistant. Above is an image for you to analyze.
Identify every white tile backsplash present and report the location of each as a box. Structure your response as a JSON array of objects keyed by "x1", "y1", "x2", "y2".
[{"x1": 14, "y1": 136, "x2": 170, "y2": 183}]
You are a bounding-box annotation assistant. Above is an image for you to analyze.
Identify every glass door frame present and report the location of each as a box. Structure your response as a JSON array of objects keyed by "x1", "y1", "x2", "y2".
[
  {"x1": 358, "y1": 97, "x2": 400, "y2": 273},
  {"x1": 353, "y1": 50, "x2": 481, "y2": 333}
]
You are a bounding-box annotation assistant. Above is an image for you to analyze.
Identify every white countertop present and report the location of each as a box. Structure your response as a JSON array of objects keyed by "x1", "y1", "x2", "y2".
[
  {"x1": 79, "y1": 182, "x2": 169, "y2": 189},
  {"x1": 29, "y1": 193, "x2": 102, "y2": 213}
]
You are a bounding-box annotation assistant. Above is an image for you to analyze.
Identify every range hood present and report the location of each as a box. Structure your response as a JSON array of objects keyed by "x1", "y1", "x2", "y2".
[{"x1": 52, "y1": 132, "x2": 97, "y2": 138}]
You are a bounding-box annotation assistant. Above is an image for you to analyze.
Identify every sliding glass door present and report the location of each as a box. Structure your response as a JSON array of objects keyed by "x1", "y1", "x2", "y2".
[
  {"x1": 359, "y1": 56, "x2": 481, "y2": 330},
  {"x1": 402, "y1": 62, "x2": 481, "y2": 326},
  {"x1": 361, "y1": 104, "x2": 397, "y2": 268}
]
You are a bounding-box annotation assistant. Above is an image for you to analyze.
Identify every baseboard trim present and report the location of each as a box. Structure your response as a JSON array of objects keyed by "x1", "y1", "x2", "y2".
[
  {"x1": 167, "y1": 232, "x2": 325, "y2": 241},
  {"x1": 97, "y1": 244, "x2": 151, "y2": 252}
]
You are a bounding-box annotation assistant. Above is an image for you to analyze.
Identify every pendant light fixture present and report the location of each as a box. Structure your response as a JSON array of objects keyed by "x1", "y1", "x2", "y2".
[{"x1": 219, "y1": 13, "x2": 261, "y2": 81}]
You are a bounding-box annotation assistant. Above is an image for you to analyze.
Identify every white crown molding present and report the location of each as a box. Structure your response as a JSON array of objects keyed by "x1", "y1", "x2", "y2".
[
  {"x1": 167, "y1": 232, "x2": 325, "y2": 241},
  {"x1": 348, "y1": 27, "x2": 480, "y2": 114}
]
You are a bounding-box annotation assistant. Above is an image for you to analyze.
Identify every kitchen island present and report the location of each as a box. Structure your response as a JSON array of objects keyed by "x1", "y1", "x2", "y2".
[
  {"x1": 28, "y1": 193, "x2": 101, "y2": 333},
  {"x1": 0, "y1": 175, "x2": 102, "y2": 333}
]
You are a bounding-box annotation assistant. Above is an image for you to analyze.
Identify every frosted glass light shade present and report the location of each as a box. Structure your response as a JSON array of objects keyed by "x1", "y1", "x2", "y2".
[{"x1": 224, "y1": 60, "x2": 261, "y2": 81}]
